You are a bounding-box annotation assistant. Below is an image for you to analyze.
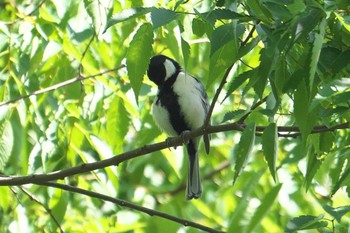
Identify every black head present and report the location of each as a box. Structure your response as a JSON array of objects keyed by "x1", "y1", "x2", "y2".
[{"x1": 147, "y1": 55, "x2": 181, "y2": 86}]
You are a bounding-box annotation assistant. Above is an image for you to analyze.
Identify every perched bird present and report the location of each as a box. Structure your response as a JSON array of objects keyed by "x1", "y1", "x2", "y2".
[{"x1": 147, "y1": 55, "x2": 210, "y2": 200}]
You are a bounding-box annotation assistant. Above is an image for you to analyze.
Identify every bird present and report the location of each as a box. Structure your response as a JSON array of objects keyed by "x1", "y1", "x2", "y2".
[{"x1": 147, "y1": 54, "x2": 210, "y2": 200}]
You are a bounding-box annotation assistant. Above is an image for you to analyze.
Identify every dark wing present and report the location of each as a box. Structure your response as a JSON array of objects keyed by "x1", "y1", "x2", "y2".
[{"x1": 194, "y1": 78, "x2": 211, "y2": 154}]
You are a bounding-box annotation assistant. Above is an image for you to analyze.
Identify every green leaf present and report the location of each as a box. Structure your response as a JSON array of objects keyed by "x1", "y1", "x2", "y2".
[
  {"x1": 200, "y1": 9, "x2": 246, "y2": 25},
  {"x1": 151, "y1": 8, "x2": 177, "y2": 29},
  {"x1": 319, "y1": 132, "x2": 335, "y2": 153},
  {"x1": 294, "y1": 79, "x2": 318, "y2": 138},
  {"x1": 208, "y1": 22, "x2": 241, "y2": 86},
  {"x1": 105, "y1": 7, "x2": 152, "y2": 31},
  {"x1": 228, "y1": 170, "x2": 265, "y2": 232},
  {"x1": 322, "y1": 205, "x2": 350, "y2": 223},
  {"x1": 90, "y1": 135, "x2": 114, "y2": 159},
  {"x1": 0, "y1": 120, "x2": 13, "y2": 170},
  {"x1": 106, "y1": 95, "x2": 131, "y2": 154},
  {"x1": 49, "y1": 185, "x2": 68, "y2": 232},
  {"x1": 309, "y1": 17, "x2": 326, "y2": 92},
  {"x1": 210, "y1": 23, "x2": 240, "y2": 56},
  {"x1": 84, "y1": 0, "x2": 110, "y2": 35},
  {"x1": 331, "y1": 166, "x2": 350, "y2": 196},
  {"x1": 192, "y1": 18, "x2": 207, "y2": 37},
  {"x1": 222, "y1": 110, "x2": 246, "y2": 123},
  {"x1": 304, "y1": 147, "x2": 322, "y2": 190},
  {"x1": 291, "y1": 8, "x2": 325, "y2": 43},
  {"x1": 223, "y1": 69, "x2": 258, "y2": 103},
  {"x1": 254, "y1": 46, "x2": 278, "y2": 98},
  {"x1": 282, "y1": 69, "x2": 304, "y2": 93},
  {"x1": 208, "y1": 42, "x2": 235, "y2": 86},
  {"x1": 246, "y1": 184, "x2": 282, "y2": 233},
  {"x1": 332, "y1": 91, "x2": 350, "y2": 105},
  {"x1": 246, "y1": 0, "x2": 273, "y2": 23},
  {"x1": 180, "y1": 37, "x2": 190, "y2": 68},
  {"x1": 232, "y1": 123, "x2": 256, "y2": 184},
  {"x1": 126, "y1": 23, "x2": 154, "y2": 102},
  {"x1": 319, "y1": 48, "x2": 350, "y2": 78},
  {"x1": 285, "y1": 215, "x2": 328, "y2": 232},
  {"x1": 262, "y1": 123, "x2": 278, "y2": 181}
]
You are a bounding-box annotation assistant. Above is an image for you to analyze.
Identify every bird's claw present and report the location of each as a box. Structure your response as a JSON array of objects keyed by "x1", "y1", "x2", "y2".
[
  {"x1": 180, "y1": 130, "x2": 191, "y2": 144},
  {"x1": 166, "y1": 137, "x2": 177, "y2": 150}
]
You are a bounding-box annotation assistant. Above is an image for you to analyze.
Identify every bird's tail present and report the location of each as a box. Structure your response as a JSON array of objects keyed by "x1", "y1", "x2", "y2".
[{"x1": 186, "y1": 141, "x2": 202, "y2": 200}]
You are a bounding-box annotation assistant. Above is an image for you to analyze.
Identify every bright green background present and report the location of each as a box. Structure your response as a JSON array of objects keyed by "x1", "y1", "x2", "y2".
[{"x1": 0, "y1": 0, "x2": 349, "y2": 232}]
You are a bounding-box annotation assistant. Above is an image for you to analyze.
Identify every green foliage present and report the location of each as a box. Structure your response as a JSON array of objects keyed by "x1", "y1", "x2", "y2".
[
  {"x1": 233, "y1": 123, "x2": 256, "y2": 185},
  {"x1": 0, "y1": 0, "x2": 350, "y2": 232},
  {"x1": 262, "y1": 123, "x2": 278, "y2": 181}
]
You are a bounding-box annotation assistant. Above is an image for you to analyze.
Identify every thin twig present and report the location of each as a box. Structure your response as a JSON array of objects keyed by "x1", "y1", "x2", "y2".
[
  {"x1": 0, "y1": 65, "x2": 125, "y2": 107},
  {"x1": 38, "y1": 181, "x2": 224, "y2": 233},
  {"x1": 203, "y1": 24, "x2": 257, "y2": 129},
  {"x1": 19, "y1": 186, "x2": 64, "y2": 233},
  {"x1": 237, "y1": 96, "x2": 268, "y2": 124}
]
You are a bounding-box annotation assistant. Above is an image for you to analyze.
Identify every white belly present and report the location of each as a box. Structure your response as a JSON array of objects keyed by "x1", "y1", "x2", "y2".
[{"x1": 152, "y1": 102, "x2": 178, "y2": 136}]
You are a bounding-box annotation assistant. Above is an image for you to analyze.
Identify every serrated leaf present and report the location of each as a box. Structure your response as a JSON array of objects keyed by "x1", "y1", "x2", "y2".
[
  {"x1": 222, "y1": 110, "x2": 246, "y2": 123},
  {"x1": 305, "y1": 148, "x2": 322, "y2": 190},
  {"x1": 151, "y1": 8, "x2": 177, "y2": 29},
  {"x1": 291, "y1": 8, "x2": 325, "y2": 43},
  {"x1": 319, "y1": 48, "x2": 350, "y2": 78},
  {"x1": 294, "y1": 80, "x2": 318, "y2": 139},
  {"x1": 246, "y1": 0, "x2": 273, "y2": 23},
  {"x1": 262, "y1": 123, "x2": 278, "y2": 181},
  {"x1": 246, "y1": 184, "x2": 282, "y2": 233},
  {"x1": 0, "y1": 120, "x2": 13, "y2": 170},
  {"x1": 180, "y1": 37, "x2": 190, "y2": 68},
  {"x1": 319, "y1": 132, "x2": 334, "y2": 153},
  {"x1": 208, "y1": 41, "x2": 236, "y2": 87},
  {"x1": 322, "y1": 205, "x2": 350, "y2": 223},
  {"x1": 223, "y1": 69, "x2": 258, "y2": 103},
  {"x1": 232, "y1": 123, "x2": 256, "y2": 184},
  {"x1": 331, "y1": 166, "x2": 350, "y2": 196},
  {"x1": 254, "y1": 47, "x2": 278, "y2": 98},
  {"x1": 285, "y1": 215, "x2": 328, "y2": 232},
  {"x1": 332, "y1": 91, "x2": 350, "y2": 105},
  {"x1": 105, "y1": 7, "x2": 152, "y2": 32},
  {"x1": 192, "y1": 18, "x2": 206, "y2": 37},
  {"x1": 282, "y1": 69, "x2": 304, "y2": 93},
  {"x1": 107, "y1": 95, "x2": 130, "y2": 154},
  {"x1": 84, "y1": 0, "x2": 110, "y2": 35},
  {"x1": 309, "y1": 17, "x2": 326, "y2": 92},
  {"x1": 210, "y1": 23, "x2": 240, "y2": 56},
  {"x1": 126, "y1": 23, "x2": 153, "y2": 102}
]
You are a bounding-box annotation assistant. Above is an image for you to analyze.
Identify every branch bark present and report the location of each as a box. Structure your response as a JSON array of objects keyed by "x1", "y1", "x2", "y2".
[
  {"x1": 38, "y1": 181, "x2": 224, "y2": 233},
  {"x1": 0, "y1": 121, "x2": 348, "y2": 186}
]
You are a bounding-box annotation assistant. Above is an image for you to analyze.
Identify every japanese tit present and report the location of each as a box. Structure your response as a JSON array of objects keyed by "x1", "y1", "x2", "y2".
[{"x1": 147, "y1": 55, "x2": 210, "y2": 200}]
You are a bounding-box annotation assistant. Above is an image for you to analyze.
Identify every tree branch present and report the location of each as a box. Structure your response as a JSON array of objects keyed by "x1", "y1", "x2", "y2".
[
  {"x1": 0, "y1": 66, "x2": 125, "y2": 107},
  {"x1": 0, "y1": 121, "x2": 348, "y2": 186},
  {"x1": 37, "y1": 181, "x2": 224, "y2": 233}
]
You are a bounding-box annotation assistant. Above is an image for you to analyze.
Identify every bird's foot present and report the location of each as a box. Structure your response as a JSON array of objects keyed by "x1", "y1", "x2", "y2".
[
  {"x1": 180, "y1": 130, "x2": 191, "y2": 144},
  {"x1": 165, "y1": 137, "x2": 177, "y2": 150}
]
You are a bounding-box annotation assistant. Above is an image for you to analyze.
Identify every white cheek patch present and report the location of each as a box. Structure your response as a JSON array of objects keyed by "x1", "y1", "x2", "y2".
[{"x1": 163, "y1": 59, "x2": 176, "y2": 80}]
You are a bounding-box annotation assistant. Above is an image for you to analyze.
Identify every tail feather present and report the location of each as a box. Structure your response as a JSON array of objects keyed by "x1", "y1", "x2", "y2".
[{"x1": 186, "y1": 140, "x2": 202, "y2": 200}]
